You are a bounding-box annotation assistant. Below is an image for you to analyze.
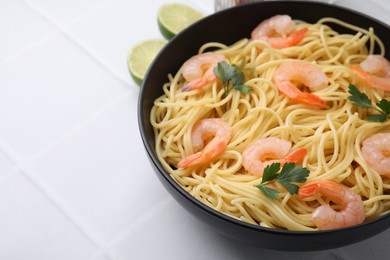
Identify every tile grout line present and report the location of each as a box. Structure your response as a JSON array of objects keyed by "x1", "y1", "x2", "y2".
[
  {"x1": 10, "y1": 1, "x2": 141, "y2": 252},
  {"x1": 21, "y1": 167, "x2": 111, "y2": 250},
  {"x1": 0, "y1": 137, "x2": 24, "y2": 184},
  {"x1": 63, "y1": 30, "x2": 132, "y2": 87},
  {"x1": 0, "y1": 128, "x2": 112, "y2": 253},
  {"x1": 0, "y1": 91, "x2": 134, "y2": 168},
  {"x1": 0, "y1": 0, "x2": 113, "y2": 69},
  {"x1": 87, "y1": 248, "x2": 121, "y2": 260},
  {"x1": 108, "y1": 196, "x2": 174, "y2": 247},
  {"x1": 26, "y1": 91, "x2": 134, "y2": 164},
  {"x1": 22, "y1": 0, "x2": 132, "y2": 89},
  {"x1": 0, "y1": 29, "x2": 60, "y2": 69},
  {"x1": 54, "y1": 0, "x2": 115, "y2": 27},
  {"x1": 3, "y1": 0, "x2": 172, "y2": 255},
  {"x1": 0, "y1": 91, "x2": 134, "y2": 258},
  {"x1": 0, "y1": 134, "x2": 111, "y2": 252}
]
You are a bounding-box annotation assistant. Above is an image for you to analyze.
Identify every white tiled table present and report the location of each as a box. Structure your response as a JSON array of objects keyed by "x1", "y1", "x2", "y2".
[{"x1": 0, "y1": 0, "x2": 389, "y2": 259}]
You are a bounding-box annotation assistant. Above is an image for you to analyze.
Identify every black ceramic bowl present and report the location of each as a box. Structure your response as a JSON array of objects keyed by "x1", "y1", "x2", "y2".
[{"x1": 138, "y1": 1, "x2": 390, "y2": 251}]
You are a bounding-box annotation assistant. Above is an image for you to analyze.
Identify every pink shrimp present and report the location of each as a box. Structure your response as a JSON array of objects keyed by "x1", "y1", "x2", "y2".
[
  {"x1": 350, "y1": 55, "x2": 390, "y2": 91},
  {"x1": 181, "y1": 52, "x2": 225, "y2": 92},
  {"x1": 361, "y1": 133, "x2": 390, "y2": 177},
  {"x1": 251, "y1": 14, "x2": 308, "y2": 49},
  {"x1": 272, "y1": 60, "x2": 328, "y2": 107},
  {"x1": 299, "y1": 179, "x2": 365, "y2": 230},
  {"x1": 178, "y1": 118, "x2": 232, "y2": 168},
  {"x1": 242, "y1": 137, "x2": 307, "y2": 176}
]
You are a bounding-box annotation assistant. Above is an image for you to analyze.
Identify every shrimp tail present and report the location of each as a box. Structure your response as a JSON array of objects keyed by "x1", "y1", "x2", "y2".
[
  {"x1": 182, "y1": 68, "x2": 218, "y2": 92},
  {"x1": 291, "y1": 27, "x2": 309, "y2": 44},
  {"x1": 350, "y1": 65, "x2": 390, "y2": 91},
  {"x1": 283, "y1": 147, "x2": 307, "y2": 165},
  {"x1": 271, "y1": 27, "x2": 308, "y2": 49},
  {"x1": 178, "y1": 118, "x2": 231, "y2": 168},
  {"x1": 299, "y1": 180, "x2": 321, "y2": 199},
  {"x1": 177, "y1": 137, "x2": 229, "y2": 168},
  {"x1": 299, "y1": 179, "x2": 365, "y2": 230},
  {"x1": 182, "y1": 78, "x2": 204, "y2": 92},
  {"x1": 299, "y1": 179, "x2": 344, "y2": 201},
  {"x1": 277, "y1": 81, "x2": 325, "y2": 107},
  {"x1": 295, "y1": 92, "x2": 325, "y2": 108},
  {"x1": 177, "y1": 152, "x2": 204, "y2": 168}
]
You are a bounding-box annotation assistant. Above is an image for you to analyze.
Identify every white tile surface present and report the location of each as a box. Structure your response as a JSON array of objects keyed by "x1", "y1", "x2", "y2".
[
  {"x1": 111, "y1": 199, "x2": 222, "y2": 260},
  {"x1": 29, "y1": 92, "x2": 169, "y2": 242},
  {"x1": 68, "y1": 0, "x2": 212, "y2": 85},
  {"x1": 337, "y1": 0, "x2": 390, "y2": 24},
  {"x1": 0, "y1": 147, "x2": 15, "y2": 179},
  {"x1": 1, "y1": 0, "x2": 389, "y2": 259},
  {"x1": 0, "y1": 1, "x2": 56, "y2": 63},
  {"x1": 0, "y1": 171, "x2": 97, "y2": 259},
  {"x1": 87, "y1": 250, "x2": 115, "y2": 260},
  {"x1": 112, "y1": 198, "x2": 390, "y2": 260},
  {"x1": 370, "y1": 0, "x2": 390, "y2": 13},
  {"x1": 111, "y1": 198, "x2": 390, "y2": 260},
  {"x1": 27, "y1": 0, "x2": 109, "y2": 25},
  {"x1": 0, "y1": 33, "x2": 129, "y2": 160}
]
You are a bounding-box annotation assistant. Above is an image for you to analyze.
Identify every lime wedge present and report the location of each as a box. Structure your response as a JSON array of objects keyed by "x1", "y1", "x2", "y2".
[
  {"x1": 127, "y1": 39, "x2": 167, "y2": 86},
  {"x1": 157, "y1": 3, "x2": 204, "y2": 40}
]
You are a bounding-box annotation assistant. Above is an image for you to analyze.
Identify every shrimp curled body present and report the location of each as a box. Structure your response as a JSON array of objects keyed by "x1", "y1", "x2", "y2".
[
  {"x1": 361, "y1": 133, "x2": 390, "y2": 177},
  {"x1": 181, "y1": 52, "x2": 225, "y2": 92},
  {"x1": 273, "y1": 60, "x2": 328, "y2": 107},
  {"x1": 242, "y1": 137, "x2": 307, "y2": 176},
  {"x1": 350, "y1": 55, "x2": 390, "y2": 91},
  {"x1": 178, "y1": 118, "x2": 232, "y2": 168},
  {"x1": 251, "y1": 14, "x2": 308, "y2": 49},
  {"x1": 299, "y1": 180, "x2": 365, "y2": 230}
]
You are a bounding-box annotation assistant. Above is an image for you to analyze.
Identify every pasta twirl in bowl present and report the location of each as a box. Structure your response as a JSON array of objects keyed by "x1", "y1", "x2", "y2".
[{"x1": 138, "y1": 1, "x2": 390, "y2": 251}]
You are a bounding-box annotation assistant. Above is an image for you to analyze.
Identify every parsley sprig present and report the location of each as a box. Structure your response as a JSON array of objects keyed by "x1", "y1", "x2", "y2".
[
  {"x1": 256, "y1": 163, "x2": 310, "y2": 200},
  {"x1": 348, "y1": 84, "x2": 390, "y2": 122},
  {"x1": 213, "y1": 58, "x2": 252, "y2": 96}
]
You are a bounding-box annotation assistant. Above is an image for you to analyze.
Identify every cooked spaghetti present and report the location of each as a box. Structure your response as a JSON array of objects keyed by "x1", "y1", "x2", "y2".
[{"x1": 150, "y1": 16, "x2": 390, "y2": 231}]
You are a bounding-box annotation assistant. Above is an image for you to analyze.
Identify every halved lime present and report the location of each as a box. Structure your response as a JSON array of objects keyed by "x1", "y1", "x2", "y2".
[
  {"x1": 157, "y1": 3, "x2": 204, "y2": 40},
  {"x1": 127, "y1": 39, "x2": 167, "y2": 86}
]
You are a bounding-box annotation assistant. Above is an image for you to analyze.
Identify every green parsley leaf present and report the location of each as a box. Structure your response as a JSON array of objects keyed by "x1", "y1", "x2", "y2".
[
  {"x1": 223, "y1": 64, "x2": 237, "y2": 82},
  {"x1": 367, "y1": 114, "x2": 387, "y2": 122},
  {"x1": 231, "y1": 71, "x2": 244, "y2": 86},
  {"x1": 348, "y1": 84, "x2": 390, "y2": 122},
  {"x1": 347, "y1": 84, "x2": 372, "y2": 108},
  {"x1": 277, "y1": 163, "x2": 310, "y2": 195},
  {"x1": 214, "y1": 62, "x2": 229, "y2": 84},
  {"x1": 238, "y1": 86, "x2": 252, "y2": 95},
  {"x1": 278, "y1": 163, "x2": 310, "y2": 184},
  {"x1": 213, "y1": 60, "x2": 252, "y2": 96},
  {"x1": 257, "y1": 185, "x2": 280, "y2": 200},
  {"x1": 261, "y1": 163, "x2": 280, "y2": 183},
  {"x1": 213, "y1": 63, "x2": 224, "y2": 82},
  {"x1": 255, "y1": 162, "x2": 310, "y2": 200},
  {"x1": 377, "y1": 99, "x2": 390, "y2": 114}
]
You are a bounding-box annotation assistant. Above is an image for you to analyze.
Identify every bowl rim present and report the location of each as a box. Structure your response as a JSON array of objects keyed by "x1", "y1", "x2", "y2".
[{"x1": 138, "y1": 0, "x2": 390, "y2": 236}]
